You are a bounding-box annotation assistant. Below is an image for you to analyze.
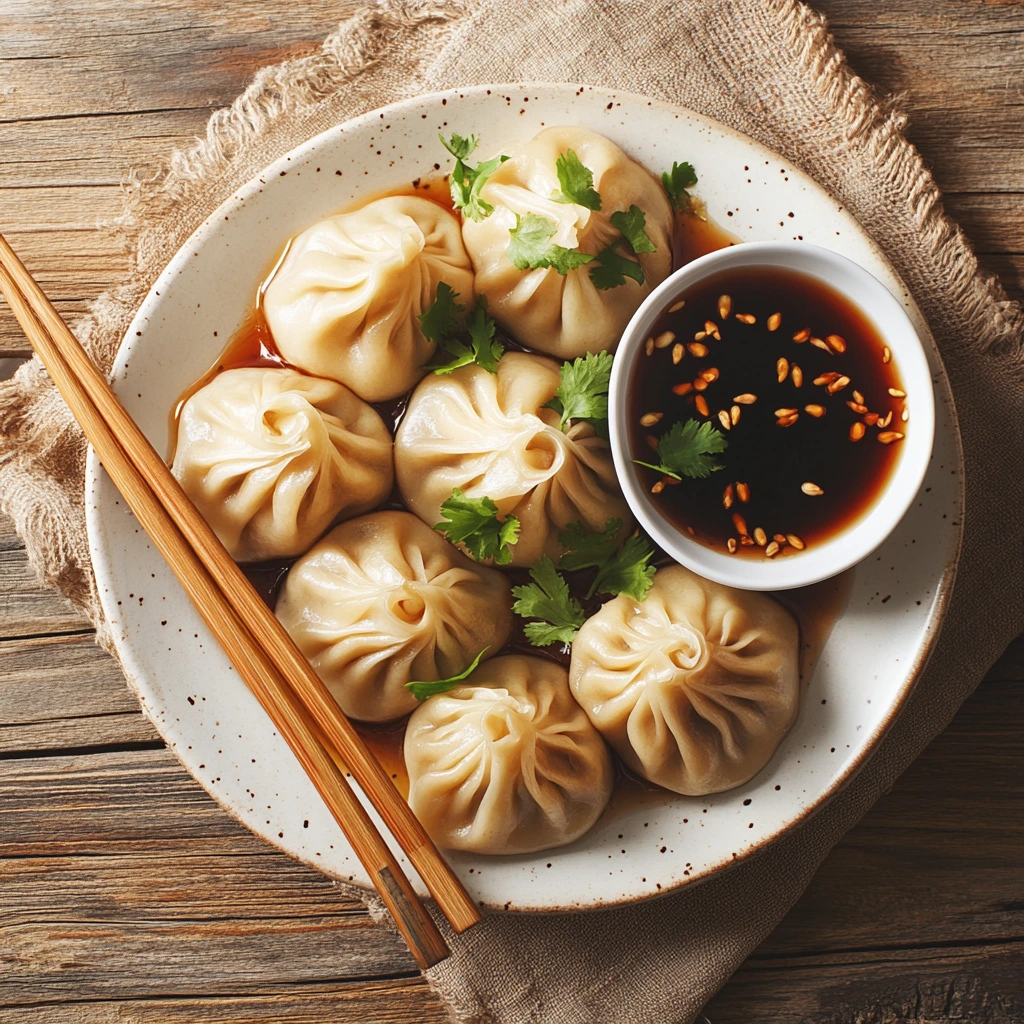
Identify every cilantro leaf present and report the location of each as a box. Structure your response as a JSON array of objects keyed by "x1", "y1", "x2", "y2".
[
  {"x1": 558, "y1": 518, "x2": 655, "y2": 601},
  {"x1": 439, "y1": 133, "x2": 479, "y2": 161},
  {"x1": 633, "y1": 418, "x2": 728, "y2": 481},
  {"x1": 609, "y1": 205, "x2": 656, "y2": 254},
  {"x1": 557, "y1": 518, "x2": 622, "y2": 575},
  {"x1": 433, "y1": 488, "x2": 520, "y2": 564},
  {"x1": 661, "y1": 161, "x2": 699, "y2": 213},
  {"x1": 551, "y1": 149, "x2": 602, "y2": 210},
  {"x1": 511, "y1": 557, "x2": 586, "y2": 647},
  {"x1": 589, "y1": 244, "x2": 645, "y2": 290},
  {"x1": 420, "y1": 285, "x2": 505, "y2": 376},
  {"x1": 464, "y1": 300, "x2": 503, "y2": 375},
  {"x1": 506, "y1": 213, "x2": 595, "y2": 275},
  {"x1": 405, "y1": 647, "x2": 489, "y2": 701},
  {"x1": 543, "y1": 350, "x2": 613, "y2": 433},
  {"x1": 417, "y1": 282, "x2": 465, "y2": 343},
  {"x1": 591, "y1": 532, "x2": 656, "y2": 601},
  {"x1": 440, "y1": 133, "x2": 509, "y2": 221}
]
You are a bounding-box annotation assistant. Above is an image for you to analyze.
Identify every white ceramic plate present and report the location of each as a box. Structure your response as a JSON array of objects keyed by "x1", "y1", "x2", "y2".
[{"x1": 85, "y1": 83, "x2": 963, "y2": 912}]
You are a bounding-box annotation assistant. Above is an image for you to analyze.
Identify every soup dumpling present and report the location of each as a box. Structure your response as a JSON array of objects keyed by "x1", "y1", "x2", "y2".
[
  {"x1": 262, "y1": 196, "x2": 475, "y2": 402},
  {"x1": 570, "y1": 565, "x2": 800, "y2": 795},
  {"x1": 171, "y1": 367, "x2": 393, "y2": 562},
  {"x1": 394, "y1": 351, "x2": 630, "y2": 568},
  {"x1": 275, "y1": 511, "x2": 513, "y2": 723},
  {"x1": 461, "y1": 126, "x2": 673, "y2": 358},
  {"x1": 404, "y1": 654, "x2": 614, "y2": 854}
]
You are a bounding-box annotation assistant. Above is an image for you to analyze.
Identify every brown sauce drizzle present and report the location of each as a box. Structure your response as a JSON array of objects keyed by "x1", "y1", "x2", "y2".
[{"x1": 170, "y1": 181, "x2": 842, "y2": 807}]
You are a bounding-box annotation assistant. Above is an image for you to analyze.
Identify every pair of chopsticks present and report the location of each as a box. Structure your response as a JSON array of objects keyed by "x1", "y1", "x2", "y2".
[{"x1": 0, "y1": 233, "x2": 480, "y2": 968}]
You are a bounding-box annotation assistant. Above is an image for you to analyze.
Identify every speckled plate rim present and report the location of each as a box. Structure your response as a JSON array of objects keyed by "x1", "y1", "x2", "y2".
[{"x1": 84, "y1": 82, "x2": 965, "y2": 912}]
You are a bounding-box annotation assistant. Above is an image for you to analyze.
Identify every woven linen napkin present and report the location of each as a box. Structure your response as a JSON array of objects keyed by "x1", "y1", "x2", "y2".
[{"x1": 1, "y1": 1, "x2": 1022, "y2": 1021}]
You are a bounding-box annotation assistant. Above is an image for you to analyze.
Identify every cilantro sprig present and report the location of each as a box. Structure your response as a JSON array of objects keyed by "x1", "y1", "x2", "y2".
[
  {"x1": 633, "y1": 418, "x2": 728, "y2": 480},
  {"x1": 588, "y1": 205, "x2": 653, "y2": 291},
  {"x1": 506, "y1": 213, "x2": 595, "y2": 275},
  {"x1": 433, "y1": 487, "x2": 520, "y2": 565},
  {"x1": 440, "y1": 133, "x2": 509, "y2": 221},
  {"x1": 405, "y1": 647, "x2": 489, "y2": 701},
  {"x1": 511, "y1": 557, "x2": 586, "y2": 647},
  {"x1": 418, "y1": 284, "x2": 504, "y2": 375},
  {"x1": 590, "y1": 244, "x2": 645, "y2": 290},
  {"x1": 609, "y1": 205, "x2": 655, "y2": 254},
  {"x1": 543, "y1": 351, "x2": 613, "y2": 436},
  {"x1": 558, "y1": 518, "x2": 655, "y2": 601},
  {"x1": 551, "y1": 150, "x2": 602, "y2": 210},
  {"x1": 661, "y1": 161, "x2": 698, "y2": 213}
]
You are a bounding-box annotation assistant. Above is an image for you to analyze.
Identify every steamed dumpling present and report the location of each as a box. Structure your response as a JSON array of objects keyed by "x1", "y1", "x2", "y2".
[
  {"x1": 171, "y1": 367, "x2": 393, "y2": 562},
  {"x1": 461, "y1": 126, "x2": 673, "y2": 358},
  {"x1": 275, "y1": 511, "x2": 513, "y2": 723},
  {"x1": 262, "y1": 196, "x2": 475, "y2": 402},
  {"x1": 570, "y1": 565, "x2": 800, "y2": 795},
  {"x1": 394, "y1": 352, "x2": 630, "y2": 567},
  {"x1": 405, "y1": 655, "x2": 614, "y2": 854}
]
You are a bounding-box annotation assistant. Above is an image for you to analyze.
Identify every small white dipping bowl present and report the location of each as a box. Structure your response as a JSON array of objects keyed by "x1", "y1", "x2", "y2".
[{"x1": 609, "y1": 241, "x2": 935, "y2": 591}]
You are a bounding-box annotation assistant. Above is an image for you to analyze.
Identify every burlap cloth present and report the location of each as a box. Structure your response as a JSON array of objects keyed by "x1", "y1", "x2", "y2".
[{"x1": 2, "y1": 1, "x2": 1022, "y2": 1021}]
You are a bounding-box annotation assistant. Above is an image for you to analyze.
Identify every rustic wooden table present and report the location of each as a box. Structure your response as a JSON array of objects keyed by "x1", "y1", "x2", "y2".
[{"x1": 1, "y1": 2, "x2": 1022, "y2": 1020}]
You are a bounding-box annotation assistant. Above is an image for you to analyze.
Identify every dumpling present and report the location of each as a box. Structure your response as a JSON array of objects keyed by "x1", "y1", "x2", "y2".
[
  {"x1": 461, "y1": 126, "x2": 673, "y2": 358},
  {"x1": 570, "y1": 565, "x2": 800, "y2": 795},
  {"x1": 404, "y1": 654, "x2": 614, "y2": 854},
  {"x1": 275, "y1": 511, "x2": 513, "y2": 723},
  {"x1": 262, "y1": 196, "x2": 475, "y2": 402},
  {"x1": 394, "y1": 352, "x2": 630, "y2": 567},
  {"x1": 171, "y1": 367, "x2": 393, "y2": 562}
]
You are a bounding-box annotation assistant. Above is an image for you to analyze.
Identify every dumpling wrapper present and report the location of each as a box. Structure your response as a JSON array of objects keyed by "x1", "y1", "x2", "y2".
[
  {"x1": 462, "y1": 126, "x2": 673, "y2": 359},
  {"x1": 570, "y1": 565, "x2": 800, "y2": 795},
  {"x1": 276, "y1": 511, "x2": 513, "y2": 723},
  {"x1": 262, "y1": 196, "x2": 475, "y2": 402},
  {"x1": 394, "y1": 351, "x2": 630, "y2": 567},
  {"x1": 404, "y1": 654, "x2": 614, "y2": 854},
  {"x1": 171, "y1": 367, "x2": 393, "y2": 562}
]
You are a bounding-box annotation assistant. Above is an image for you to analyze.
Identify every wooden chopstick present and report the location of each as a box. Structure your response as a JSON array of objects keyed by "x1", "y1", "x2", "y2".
[{"x1": 0, "y1": 235, "x2": 479, "y2": 957}]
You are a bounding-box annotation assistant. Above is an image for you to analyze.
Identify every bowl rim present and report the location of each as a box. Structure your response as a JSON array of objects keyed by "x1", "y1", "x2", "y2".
[{"x1": 609, "y1": 240, "x2": 937, "y2": 591}]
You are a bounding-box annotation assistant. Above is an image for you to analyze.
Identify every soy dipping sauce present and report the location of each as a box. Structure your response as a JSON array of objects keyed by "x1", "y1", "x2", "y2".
[{"x1": 628, "y1": 265, "x2": 908, "y2": 557}]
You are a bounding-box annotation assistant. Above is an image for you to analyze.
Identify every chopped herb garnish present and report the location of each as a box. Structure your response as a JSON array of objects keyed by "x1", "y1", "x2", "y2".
[
  {"x1": 551, "y1": 149, "x2": 602, "y2": 210},
  {"x1": 405, "y1": 647, "x2": 489, "y2": 701},
  {"x1": 440, "y1": 133, "x2": 509, "y2": 221},
  {"x1": 633, "y1": 418, "x2": 728, "y2": 481},
  {"x1": 543, "y1": 350, "x2": 613, "y2": 435},
  {"x1": 419, "y1": 284, "x2": 505, "y2": 375},
  {"x1": 417, "y1": 282, "x2": 465, "y2": 343},
  {"x1": 589, "y1": 243, "x2": 645, "y2": 290},
  {"x1": 462, "y1": 300, "x2": 504, "y2": 375},
  {"x1": 661, "y1": 161, "x2": 698, "y2": 213},
  {"x1": 592, "y1": 533, "x2": 657, "y2": 601},
  {"x1": 609, "y1": 205, "x2": 656, "y2": 254},
  {"x1": 433, "y1": 488, "x2": 520, "y2": 565},
  {"x1": 558, "y1": 518, "x2": 655, "y2": 601},
  {"x1": 511, "y1": 557, "x2": 586, "y2": 647},
  {"x1": 506, "y1": 213, "x2": 595, "y2": 275}
]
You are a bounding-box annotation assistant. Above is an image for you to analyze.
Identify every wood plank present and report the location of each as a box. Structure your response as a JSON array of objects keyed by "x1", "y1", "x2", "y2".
[
  {"x1": 0, "y1": 749, "x2": 252, "y2": 856},
  {"x1": 0, "y1": 0, "x2": 360, "y2": 122},
  {"x1": 704, "y1": 940, "x2": 1024, "y2": 1023},
  {"x1": 0, "y1": 633, "x2": 156, "y2": 753},
  {"x1": 0, "y1": 108, "x2": 210, "y2": 188},
  {"x1": 0, "y1": 978, "x2": 445, "y2": 1024},
  {"x1": 0, "y1": 548, "x2": 91, "y2": 638},
  {"x1": 817, "y1": 0, "x2": 1024, "y2": 193},
  {"x1": 1, "y1": 851, "x2": 366, "y2": 925},
  {"x1": 0, "y1": 914, "x2": 417, "y2": 1005}
]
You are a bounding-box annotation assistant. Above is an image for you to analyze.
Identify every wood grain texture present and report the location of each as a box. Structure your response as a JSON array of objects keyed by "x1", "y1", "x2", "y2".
[{"x1": 0, "y1": 0, "x2": 1022, "y2": 1020}]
